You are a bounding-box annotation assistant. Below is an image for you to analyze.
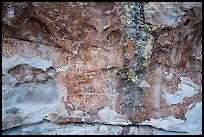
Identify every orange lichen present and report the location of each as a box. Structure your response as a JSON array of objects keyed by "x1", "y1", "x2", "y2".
[
  {"x1": 125, "y1": 40, "x2": 134, "y2": 55},
  {"x1": 125, "y1": 40, "x2": 135, "y2": 68}
]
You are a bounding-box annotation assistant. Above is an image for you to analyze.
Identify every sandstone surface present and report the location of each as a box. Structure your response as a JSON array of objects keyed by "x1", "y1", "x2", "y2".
[{"x1": 2, "y1": 2, "x2": 202, "y2": 135}]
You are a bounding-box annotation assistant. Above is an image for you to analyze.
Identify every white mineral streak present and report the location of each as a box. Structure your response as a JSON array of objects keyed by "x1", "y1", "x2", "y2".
[
  {"x1": 7, "y1": 5, "x2": 14, "y2": 18},
  {"x1": 2, "y1": 55, "x2": 53, "y2": 71},
  {"x1": 138, "y1": 80, "x2": 150, "y2": 88},
  {"x1": 163, "y1": 71, "x2": 169, "y2": 75},
  {"x1": 153, "y1": 66, "x2": 162, "y2": 117},
  {"x1": 98, "y1": 106, "x2": 131, "y2": 125},
  {"x1": 162, "y1": 77, "x2": 199, "y2": 105},
  {"x1": 182, "y1": 2, "x2": 202, "y2": 9},
  {"x1": 162, "y1": 70, "x2": 174, "y2": 81},
  {"x1": 56, "y1": 65, "x2": 69, "y2": 72},
  {"x1": 141, "y1": 115, "x2": 186, "y2": 132}
]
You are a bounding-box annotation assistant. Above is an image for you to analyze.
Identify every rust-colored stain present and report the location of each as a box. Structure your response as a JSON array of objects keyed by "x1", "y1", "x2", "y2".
[{"x1": 125, "y1": 40, "x2": 135, "y2": 68}]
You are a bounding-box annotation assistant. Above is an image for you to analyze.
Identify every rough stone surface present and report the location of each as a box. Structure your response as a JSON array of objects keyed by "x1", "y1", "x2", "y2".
[
  {"x1": 142, "y1": 2, "x2": 202, "y2": 123},
  {"x1": 144, "y1": 2, "x2": 185, "y2": 26},
  {"x1": 2, "y1": 2, "x2": 125, "y2": 130},
  {"x1": 142, "y1": 102, "x2": 202, "y2": 134},
  {"x1": 2, "y1": 2, "x2": 202, "y2": 135},
  {"x1": 2, "y1": 121, "x2": 193, "y2": 135}
]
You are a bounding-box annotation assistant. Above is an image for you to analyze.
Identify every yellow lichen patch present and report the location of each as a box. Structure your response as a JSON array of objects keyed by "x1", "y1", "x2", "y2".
[
  {"x1": 144, "y1": 24, "x2": 152, "y2": 32},
  {"x1": 127, "y1": 69, "x2": 138, "y2": 83},
  {"x1": 143, "y1": 37, "x2": 153, "y2": 60},
  {"x1": 123, "y1": 2, "x2": 135, "y2": 12},
  {"x1": 142, "y1": 60, "x2": 149, "y2": 67},
  {"x1": 151, "y1": 25, "x2": 159, "y2": 31}
]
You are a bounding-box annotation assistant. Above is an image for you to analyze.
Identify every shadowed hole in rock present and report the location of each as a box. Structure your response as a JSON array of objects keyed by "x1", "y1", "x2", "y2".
[
  {"x1": 106, "y1": 30, "x2": 122, "y2": 45},
  {"x1": 8, "y1": 64, "x2": 30, "y2": 76},
  {"x1": 189, "y1": 8, "x2": 193, "y2": 11},
  {"x1": 184, "y1": 18, "x2": 190, "y2": 26},
  {"x1": 15, "y1": 82, "x2": 22, "y2": 87},
  {"x1": 56, "y1": 25, "x2": 73, "y2": 40},
  {"x1": 46, "y1": 66, "x2": 56, "y2": 73}
]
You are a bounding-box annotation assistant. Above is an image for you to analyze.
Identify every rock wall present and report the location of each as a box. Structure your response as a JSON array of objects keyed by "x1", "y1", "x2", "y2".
[{"x1": 2, "y1": 2, "x2": 202, "y2": 135}]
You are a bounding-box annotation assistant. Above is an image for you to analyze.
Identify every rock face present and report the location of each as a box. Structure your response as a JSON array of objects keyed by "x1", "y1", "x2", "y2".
[
  {"x1": 2, "y1": 121, "x2": 193, "y2": 135},
  {"x1": 2, "y1": 2, "x2": 202, "y2": 135},
  {"x1": 2, "y1": 2, "x2": 126, "y2": 130}
]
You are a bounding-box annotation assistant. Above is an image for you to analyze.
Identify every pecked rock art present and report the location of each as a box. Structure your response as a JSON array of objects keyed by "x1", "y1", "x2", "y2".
[{"x1": 2, "y1": 2, "x2": 202, "y2": 134}]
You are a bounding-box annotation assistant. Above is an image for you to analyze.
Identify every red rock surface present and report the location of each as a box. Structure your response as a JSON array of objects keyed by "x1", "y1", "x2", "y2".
[{"x1": 2, "y1": 2, "x2": 202, "y2": 133}]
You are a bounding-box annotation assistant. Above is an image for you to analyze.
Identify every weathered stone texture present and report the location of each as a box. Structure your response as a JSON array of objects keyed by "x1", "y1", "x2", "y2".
[
  {"x1": 2, "y1": 2, "x2": 202, "y2": 135},
  {"x1": 140, "y1": 2, "x2": 202, "y2": 134},
  {"x1": 143, "y1": 2, "x2": 202, "y2": 121},
  {"x1": 2, "y1": 2, "x2": 126, "y2": 130}
]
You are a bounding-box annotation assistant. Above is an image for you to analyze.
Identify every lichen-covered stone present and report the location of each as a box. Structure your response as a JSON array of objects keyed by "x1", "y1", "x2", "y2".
[{"x1": 121, "y1": 2, "x2": 154, "y2": 83}]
